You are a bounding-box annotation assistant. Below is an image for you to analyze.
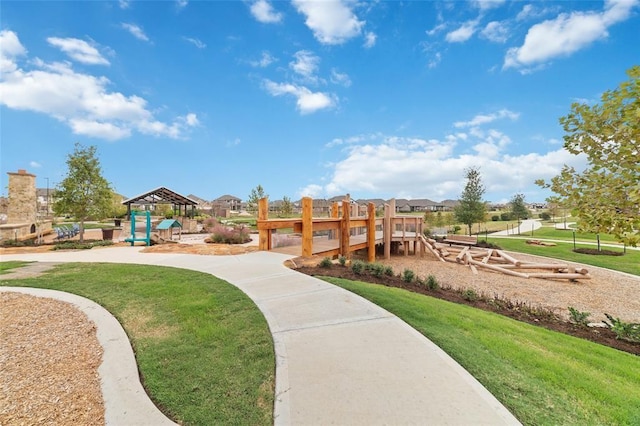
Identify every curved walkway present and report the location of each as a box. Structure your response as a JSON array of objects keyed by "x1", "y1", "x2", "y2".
[{"x1": 1, "y1": 248, "x2": 521, "y2": 425}]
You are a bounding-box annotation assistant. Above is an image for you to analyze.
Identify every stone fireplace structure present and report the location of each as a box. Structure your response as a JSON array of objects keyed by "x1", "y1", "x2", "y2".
[{"x1": 0, "y1": 169, "x2": 52, "y2": 242}]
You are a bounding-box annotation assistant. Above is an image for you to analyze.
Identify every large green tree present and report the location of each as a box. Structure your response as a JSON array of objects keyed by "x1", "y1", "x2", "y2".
[
  {"x1": 246, "y1": 184, "x2": 267, "y2": 214},
  {"x1": 454, "y1": 167, "x2": 487, "y2": 236},
  {"x1": 54, "y1": 143, "x2": 113, "y2": 242},
  {"x1": 537, "y1": 66, "x2": 639, "y2": 246}
]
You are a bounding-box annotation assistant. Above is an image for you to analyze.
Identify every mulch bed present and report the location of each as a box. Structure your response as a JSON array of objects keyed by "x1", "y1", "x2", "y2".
[{"x1": 294, "y1": 265, "x2": 640, "y2": 356}]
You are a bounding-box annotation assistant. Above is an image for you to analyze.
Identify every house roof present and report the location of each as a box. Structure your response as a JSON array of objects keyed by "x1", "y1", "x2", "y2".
[
  {"x1": 156, "y1": 219, "x2": 183, "y2": 229},
  {"x1": 215, "y1": 194, "x2": 242, "y2": 202},
  {"x1": 122, "y1": 187, "x2": 198, "y2": 206}
]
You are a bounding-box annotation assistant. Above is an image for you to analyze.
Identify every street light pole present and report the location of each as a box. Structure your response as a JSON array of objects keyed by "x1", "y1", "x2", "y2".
[{"x1": 45, "y1": 177, "x2": 50, "y2": 216}]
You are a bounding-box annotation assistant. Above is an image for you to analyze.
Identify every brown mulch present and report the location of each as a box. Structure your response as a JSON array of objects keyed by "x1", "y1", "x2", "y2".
[{"x1": 0, "y1": 292, "x2": 105, "y2": 425}]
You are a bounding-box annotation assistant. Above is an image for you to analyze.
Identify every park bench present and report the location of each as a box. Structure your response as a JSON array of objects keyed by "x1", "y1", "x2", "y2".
[{"x1": 442, "y1": 234, "x2": 478, "y2": 246}]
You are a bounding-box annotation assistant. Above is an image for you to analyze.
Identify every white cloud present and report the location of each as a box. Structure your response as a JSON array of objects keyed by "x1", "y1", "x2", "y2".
[
  {"x1": 250, "y1": 51, "x2": 276, "y2": 68},
  {"x1": 0, "y1": 31, "x2": 195, "y2": 141},
  {"x1": 299, "y1": 132, "x2": 587, "y2": 201},
  {"x1": 363, "y1": 32, "x2": 377, "y2": 48},
  {"x1": 250, "y1": 0, "x2": 283, "y2": 23},
  {"x1": 29, "y1": 161, "x2": 42, "y2": 168},
  {"x1": 0, "y1": 30, "x2": 27, "y2": 73},
  {"x1": 474, "y1": 0, "x2": 507, "y2": 11},
  {"x1": 183, "y1": 37, "x2": 206, "y2": 49},
  {"x1": 290, "y1": 50, "x2": 320, "y2": 81},
  {"x1": 292, "y1": 0, "x2": 365, "y2": 45},
  {"x1": 176, "y1": 0, "x2": 188, "y2": 10},
  {"x1": 504, "y1": 0, "x2": 638, "y2": 71},
  {"x1": 454, "y1": 109, "x2": 519, "y2": 128},
  {"x1": 121, "y1": 23, "x2": 150, "y2": 42},
  {"x1": 119, "y1": 0, "x2": 130, "y2": 9},
  {"x1": 445, "y1": 20, "x2": 478, "y2": 43},
  {"x1": 480, "y1": 21, "x2": 509, "y2": 43},
  {"x1": 426, "y1": 22, "x2": 447, "y2": 37},
  {"x1": 330, "y1": 68, "x2": 351, "y2": 87},
  {"x1": 428, "y1": 52, "x2": 442, "y2": 69},
  {"x1": 47, "y1": 37, "x2": 110, "y2": 65},
  {"x1": 263, "y1": 80, "x2": 336, "y2": 114}
]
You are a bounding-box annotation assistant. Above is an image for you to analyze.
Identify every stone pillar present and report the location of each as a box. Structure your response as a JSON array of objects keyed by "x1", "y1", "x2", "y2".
[{"x1": 7, "y1": 169, "x2": 36, "y2": 224}]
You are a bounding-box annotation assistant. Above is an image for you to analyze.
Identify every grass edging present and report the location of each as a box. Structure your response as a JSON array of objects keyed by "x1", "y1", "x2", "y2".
[
  {"x1": 1, "y1": 263, "x2": 274, "y2": 425},
  {"x1": 325, "y1": 276, "x2": 640, "y2": 425}
]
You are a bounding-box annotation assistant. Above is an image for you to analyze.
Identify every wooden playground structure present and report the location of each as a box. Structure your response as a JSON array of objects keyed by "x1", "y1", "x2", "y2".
[
  {"x1": 257, "y1": 197, "x2": 424, "y2": 262},
  {"x1": 257, "y1": 196, "x2": 590, "y2": 281}
]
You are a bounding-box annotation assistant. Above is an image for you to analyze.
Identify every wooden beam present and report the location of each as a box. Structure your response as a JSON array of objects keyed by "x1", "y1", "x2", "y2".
[
  {"x1": 341, "y1": 198, "x2": 351, "y2": 259},
  {"x1": 384, "y1": 204, "x2": 391, "y2": 259},
  {"x1": 302, "y1": 197, "x2": 313, "y2": 257},
  {"x1": 468, "y1": 259, "x2": 530, "y2": 278},
  {"x1": 496, "y1": 250, "x2": 522, "y2": 267},
  {"x1": 367, "y1": 202, "x2": 376, "y2": 263},
  {"x1": 258, "y1": 197, "x2": 270, "y2": 250}
]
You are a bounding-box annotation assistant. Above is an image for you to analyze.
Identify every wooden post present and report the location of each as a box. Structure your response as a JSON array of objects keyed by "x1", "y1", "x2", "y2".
[
  {"x1": 341, "y1": 198, "x2": 351, "y2": 259},
  {"x1": 258, "y1": 197, "x2": 270, "y2": 250},
  {"x1": 367, "y1": 202, "x2": 376, "y2": 263},
  {"x1": 302, "y1": 197, "x2": 313, "y2": 257},
  {"x1": 330, "y1": 201, "x2": 339, "y2": 240},
  {"x1": 384, "y1": 204, "x2": 391, "y2": 259}
]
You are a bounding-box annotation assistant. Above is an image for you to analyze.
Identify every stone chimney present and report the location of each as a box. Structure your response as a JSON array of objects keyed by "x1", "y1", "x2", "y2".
[{"x1": 7, "y1": 169, "x2": 37, "y2": 224}]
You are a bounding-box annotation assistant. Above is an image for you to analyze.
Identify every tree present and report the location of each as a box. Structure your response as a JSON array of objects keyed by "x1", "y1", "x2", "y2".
[
  {"x1": 280, "y1": 196, "x2": 293, "y2": 217},
  {"x1": 246, "y1": 184, "x2": 267, "y2": 214},
  {"x1": 509, "y1": 193, "x2": 529, "y2": 233},
  {"x1": 454, "y1": 167, "x2": 487, "y2": 236},
  {"x1": 536, "y1": 66, "x2": 639, "y2": 246},
  {"x1": 54, "y1": 143, "x2": 113, "y2": 242}
]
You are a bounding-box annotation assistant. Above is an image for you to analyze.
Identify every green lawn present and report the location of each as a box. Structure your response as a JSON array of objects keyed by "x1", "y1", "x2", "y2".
[
  {"x1": 325, "y1": 277, "x2": 640, "y2": 426},
  {"x1": 483, "y1": 237, "x2": 640, "y2": 276},
  {"x1": 1, "y1": 263, "x2": 274, "y2": 426},
  {"x1": 0, "y1": 261, "x2": 32, "y2": 273},
  {"x1": 510, "y1": 226, "x2": 622, "y2": 243}
]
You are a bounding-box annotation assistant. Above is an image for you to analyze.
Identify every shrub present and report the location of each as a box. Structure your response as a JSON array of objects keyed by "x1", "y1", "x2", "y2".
[
  {"x1": 539, "y1": 212, "x2": 551, "y2": 221},
  {"x1": 370, "y1": 263, "x2": 385, "y2": 278},
  {"x1": 384, "y1": 266, "x2": 394, "y2": 276},
  {"x1": 426, "y1": 275, "x2": 439, "y2": 290},
  {"x1": 500, "y1": 212, "x2": 511, "y2": 221},
  {"x1": 351, "y1": 260, "x2": 365, "y2": 275},
  {"x1": 491, "y1": 215, "x2": 500, "y2": 221},
  {"x1": 568, "y1": 307, "x2": 591, "y2": 326},
  {"x1": 208, "y1": 223, "x2": 251, "y2": 244},
  {"x1": 603, "y1": 314, "x2": 640, "y2": 343},
  {"x1": 461, "y1": 288, "x2": 479, "y2": 302},
  {"x1": 319, "y1": 257, "x2": 333, "y2": 268},
  {"x1": 402, "y1": 269, "x2": 415, "y2": 283},
  {"x1": 53, "y1": 240, "x2": 113, "y2": 250},
  {"x1": 338, "y1": 256, "x2": 347, "y2": 266}
]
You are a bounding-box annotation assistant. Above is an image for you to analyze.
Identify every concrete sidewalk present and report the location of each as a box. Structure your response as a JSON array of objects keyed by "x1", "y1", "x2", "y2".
[{"x1": 1, "y1": 247, "x2": 521, "y2": 425}]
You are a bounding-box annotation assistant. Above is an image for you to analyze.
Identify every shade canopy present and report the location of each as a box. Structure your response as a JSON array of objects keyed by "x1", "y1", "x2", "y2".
[{"x1": 122, "y1": 186, "x2": 198, "y2": 218}]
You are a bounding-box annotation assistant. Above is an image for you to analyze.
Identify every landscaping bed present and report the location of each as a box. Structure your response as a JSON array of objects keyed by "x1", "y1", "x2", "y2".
[{"x1": 293, "y1": 258, "x2": 640, "y2": 356}]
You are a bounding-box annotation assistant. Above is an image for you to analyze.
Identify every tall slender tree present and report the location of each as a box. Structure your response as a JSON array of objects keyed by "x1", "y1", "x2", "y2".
[
  {"x1": 54, "y1": 143, "x2": 113, "y2": 242},
  {"x1": 246, "y1": 184, "x2": 267, "y2": 214},
  {"x1": 454, "y1": 167, "x2": 486, "y2": 236},
  {"x1": 509, "y1": 193, "x2": 529, "y2": 233}
]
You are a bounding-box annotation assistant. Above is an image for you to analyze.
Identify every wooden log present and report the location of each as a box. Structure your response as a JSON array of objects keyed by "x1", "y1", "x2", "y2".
[
  {"x1": 465, "y1": 252, "x2": 476, "y2": 272},
  {"x1": 469, "y1": 259, "x2": 530, "y2": 278},
  {"x1": 527, "y1": 272, "x2": 591, "y2": 280},
  {"x1": 499, "y1": 263, "x2": 569, "y2": 270},
  {"x1": 482, "y1": 249, "x2": 494, "y2": 264},
  {"x1": 496, "y1": 250, "x2": 522, "y2": 267},
  {"x1": 456, "y1": 246, "x2": 469, "y2": 263},
  {"x1": 421, "y1": 236, "x2": 445, "y2": 262},
  {"x1": 440, "y1": 249, "x2": 451, "y2": 257}
]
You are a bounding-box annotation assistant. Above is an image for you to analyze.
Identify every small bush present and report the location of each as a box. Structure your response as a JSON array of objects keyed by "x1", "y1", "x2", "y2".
[
  {"x1": 461, "y1": 288, "x2": 479, "y2": 302},
  {"x1": 603, "y1": 314, "x2": 640, "y2": 343},
  {"x1": 568, "y1": 307, "x2": 591, "y2": 326},
  {"x1": 319, "y1": 257, "x2": 333, "y2": 268},
  {"x1": 426, "y1": 274, "x2": 439, "y2": 290},
  {"x1": 370, "y1": 263, "x2": 385, "y2": 278},
  {"x1": 338, "y1": 256, "x2": 347, "y2": 266},
  {"x1": 208, "y1": 223, "x2": 252, "y2": 244},
  {"x1": 402, "y1": 269, "x2": 415, "y2": 283},
  {"x1": 384, "y1": 266, "x2": 394, "y2": 276},
  {"x1": 539, "y1": 212, "x2": 551, "y2": 221},
  {"x1": 53, "y1": 240, "x2": 113, "y2": 250},
  {"x1": 500, "y1": 212, "x2": 511, "y2": 221},
  {"x1": 351, "y1": 260, "x2": 365, "y2": 275},
  {"x1": 491, "y1": 215, "x2": 500, "y2": 221}
]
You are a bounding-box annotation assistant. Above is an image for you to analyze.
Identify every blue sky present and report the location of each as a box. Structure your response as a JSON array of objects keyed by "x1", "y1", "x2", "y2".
[{"x1": 1, "y1": 0, "x2": 638, "y2": 204}]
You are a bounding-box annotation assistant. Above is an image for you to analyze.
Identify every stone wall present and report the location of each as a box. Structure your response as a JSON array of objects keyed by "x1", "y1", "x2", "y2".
[{"x1": 7, "y1": 169, "x2": 36, "y2": 224}]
